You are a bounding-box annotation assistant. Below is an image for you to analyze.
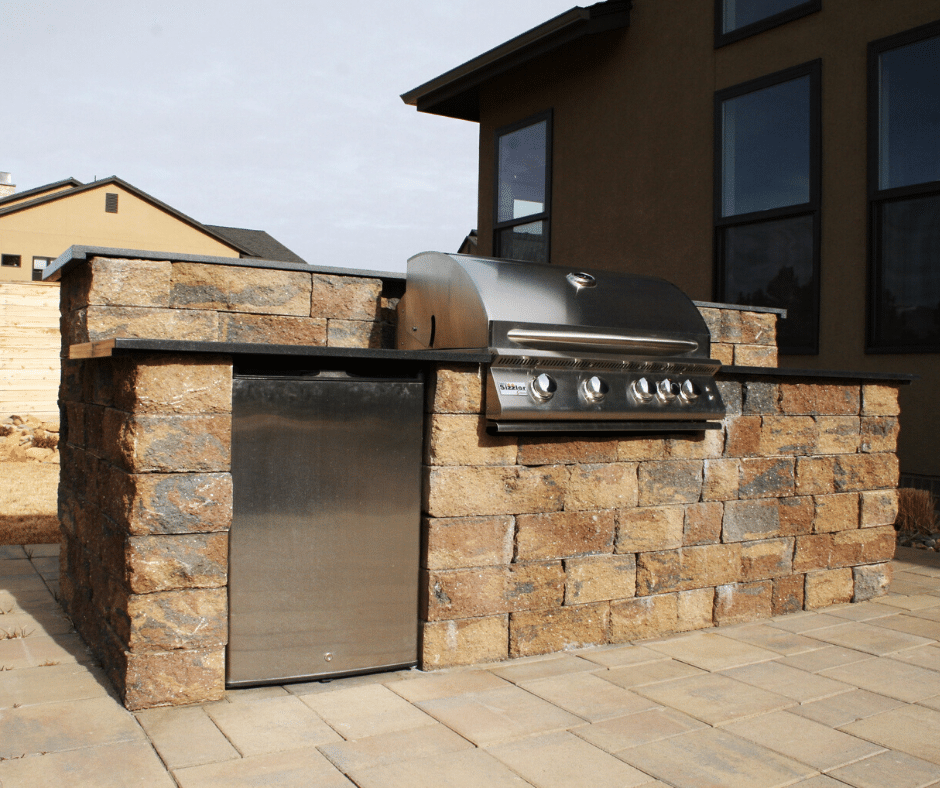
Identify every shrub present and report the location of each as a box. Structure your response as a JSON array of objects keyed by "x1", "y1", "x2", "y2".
[{"x1": 896, "y1": 488, "x2": 938, "y2": 535}]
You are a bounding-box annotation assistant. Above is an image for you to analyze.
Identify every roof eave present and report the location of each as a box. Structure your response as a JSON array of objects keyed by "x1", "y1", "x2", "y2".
[{"x1": 401, "y1": 1, "x2": 632, "y2": 121}]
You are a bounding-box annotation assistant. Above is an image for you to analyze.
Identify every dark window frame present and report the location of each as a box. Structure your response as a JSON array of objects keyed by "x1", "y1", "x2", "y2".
[
  {"x1": 714, "y1": 59, "x2": 822, "y2": 355},
  {"x1": 715, "y1": 0, "x2": 820, "y2": 48},
  {"x1": 867, "y1": 19, "x2": 940, "y2": 353},
  {"x1": 1, "y1": 254, "x2": 21, "y2": 267},
  {"x1": 493, "y1": 109, "x2": 553, "y2": 263},
  {"x1": 31, "y1": 256, "x2": 54, "y2": 282}
]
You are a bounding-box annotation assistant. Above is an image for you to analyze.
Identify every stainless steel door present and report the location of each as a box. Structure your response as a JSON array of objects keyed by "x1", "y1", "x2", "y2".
[{"x1": 228, "y1": 371, "x2": 424, "y2": 686}]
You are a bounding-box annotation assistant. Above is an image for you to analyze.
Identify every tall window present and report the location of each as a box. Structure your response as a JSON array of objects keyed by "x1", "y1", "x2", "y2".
[
  {"x1": 716, "y1": 61, "x2": 821, "y2": 354},
  {"x1": 494, "y1": 111, "x2": 551, "y2": 263},
  {"x1": 716, "y1": 0, "x2": 820, "y2": 46},
  {"x1": 32, "y1": 256, "x2": 54, "y2": 281},
  {"x1": 869, "y1": 23, "x2": 940, "y2": 352}
]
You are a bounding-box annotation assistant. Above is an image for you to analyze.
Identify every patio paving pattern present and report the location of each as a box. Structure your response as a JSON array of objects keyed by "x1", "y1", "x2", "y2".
[{"x1": 3, "y1": 544, "x2": 940, "y2": 786}]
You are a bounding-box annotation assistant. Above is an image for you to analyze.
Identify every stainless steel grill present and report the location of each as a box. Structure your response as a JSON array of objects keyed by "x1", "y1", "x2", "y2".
[{"x1": 397, "y1": 252, "x2": 725, "y2": 432}]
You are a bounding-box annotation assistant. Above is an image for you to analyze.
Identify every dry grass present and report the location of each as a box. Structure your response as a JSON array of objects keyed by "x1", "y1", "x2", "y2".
[
  {"x1": 896, "y1": 488, "x2": 939, "y2": 534},
  {"x1": 0, "y1": 462, "x2": 60, "y2": 544}
]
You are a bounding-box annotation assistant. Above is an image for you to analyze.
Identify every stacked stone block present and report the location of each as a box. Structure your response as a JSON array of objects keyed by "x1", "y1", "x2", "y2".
[{"x1": 420, "y1": 362, "x2": 900, "y2": 669}]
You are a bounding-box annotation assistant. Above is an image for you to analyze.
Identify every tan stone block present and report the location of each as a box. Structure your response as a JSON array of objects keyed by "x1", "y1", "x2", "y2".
[
  {"x1": 568, "y1": 462, "x2": 639, "y2": 510},
  {"x1": 126, "y1": 533, "x2": 228, "y2": 593},
  {"x1": 424, "y1": 515, "x2": 514, "y2": 569},
  {"x1": 862, "y1": 385, "x2": 900, "y2": 416},
  {"x1": 310, "y1": 274, "x2": 381, "y2": 321},
  {"x1": 327, "y1": 319, "x2": 384, "y2": 348},
  {"x1": 677, "y1": 587, "x2": 716, "y2": 632},
  {"x1": 510, "y1": 603, "x2": 609, "y2": 657},
  {"x1": 816, "y1": 416, "x2": 861, "y2": 454},
  {"x1": 75, "y1": 306, "x2": 220, "y2": 343},
  {"x1": 665, "y1": 430, "x2": 724, "y2": 460},
  {"x1": 860, "y1": 489, "x2": 899, "y2": 528},
  {"x1": 795, "y1": 456, "x2": 835, "y2": 495},
  {"x1": 516, "y1": 510, "x2": 615, "y2": 562},
  {"x1": 853, "y1": 563, "x2": 892, "y2": 602},
  {"x1": 719, "y1": 309, "x2": 745, "y2": 343},
  {"x1": 833, "y1": 454, "x2": 899, "y2": 492},
  {"x1": 428, "y1": 365, "x2": 484, "y2": 414},
  {"x1": 112, "y1": 473, "x2": 233, "y2": 536},
  {"x1": 421, "y1": 616, "x2": 509, "y2": 669},
  {"x1": 507, "y1": 562, "x2": 566, "y2": 612},
  {"x1": 684, "y1": 501, "x2": 723, "y2": 545},
  {"x1": 780, "y1": 384, "x2": 860, "y2": 415},
  {"x1": 859, "y1": 417, "x2": 899, "y2": 453},
  {"x1": 617, "y1": 436, "x2": 667, "y2": 461},
  {"x1": 831, "y1": 526, "x2": 896, "y2": 567},
  {"x1": 738, "y1": 457, "x2": 795, "y2": 499},
  {"x1": 518, "y1": 436, "x2": 617, "y2": 465},
  {"x1": 772, "y1": 574, "x2": 804, "y2": 615},
  {"x1": 637, "y1": 460, "x2": 702, "y2": 506},
  {"x1": 698, "y1": 306, "x2": 721, "y2": 339},
  {"x1": 793, "y1": 534, "x2": 834, "y2": 571},
  {"x1": 734, "y1": 345, "x2": 777, "y2": 367},
  {"x1": 742, "y1": 382, "x2": 780, "y2": 415},
  {"x1": 565, "y1": 555, "x2": 636, "y2": 604},
  {"x1": 118, "y1": 415, "x2": 231, "y2": 473},
  {"x1": 804, "y1": 568, "x2": 854, "y2": 609},
  {"x1": 127, "y1": 588, "x2": 227, "y2": 650},
  {"x1": 82, "y1": 258, "x2": 173, "y2": 307},
  {"x1": 724, "y1": 415, "x2": 761, "y2": 457},
  {"x1": 721, "y1": 311, "x2": 776, "y2": 346},
  {"x1": 123, "y1": 648, "x2": 225, "y2": 710},
  {"x1": 722, "y1": 499, "x2": 779, "y2": 542},
  {"x1": 424, "y1": 567, "x2": 506, "y2": 621},
  {"x1": 702, "y1": 458, "x2": 739, "y2": 501},
  {"x1": 636, "y1": 543, "x2": 740, "y2": 595},
  {"x1": 170, "y1": 263, "x2": 311, "y2": 315},
  {"x1": 814, "y1": 493, "x2": 859, "y2": 533},
  {"x1": 616, "y1": 505, "x2": 684, "y2": 553},
  {"x1": 425, "y1": 465, "x2": 567, "y2": 518},
  {"x1": 778, "y1": 496, "x2": 815, "y2": 536},
  {"x1": 740, "y1": 538, "x2": 794, "y2": 581},
  {"x1": 610, "y1": 593, "x2": 678, "y2": 642},
  {"x1": 219, "y1": 313, "x2": 327, "y2": 345},
  {"x1": 426, "y1": 414, "x2": 517, "y2": 466},
  {"x1": 711, "y1": 343, "x2": 734, "y2": 365},
  {"x1": 760, "y1": 416, "x2": 816, "y2": 456},
  {"x1": 114, "y1": 355, "x2": 232, "y2": 415},
  {"x1": 714, "y1": 581, "x2": 773, "y2": 625}
]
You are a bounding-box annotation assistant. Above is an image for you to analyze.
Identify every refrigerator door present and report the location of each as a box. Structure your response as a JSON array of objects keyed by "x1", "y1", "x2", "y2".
[{"x1": 227, "y1": 372, "x2": 424, "y2": 686}]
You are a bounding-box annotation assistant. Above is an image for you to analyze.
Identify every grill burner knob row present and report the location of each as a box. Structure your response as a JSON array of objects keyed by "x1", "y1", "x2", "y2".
[
  {"x1": 580, "y1": 375, "x2": 609, "y2": 403},
  {"x1": 530, "y1": 373, "x2": 557, "y2": 402},
  {"x1": 631, "y1": 377, "x2": 654, "y2": 403}
]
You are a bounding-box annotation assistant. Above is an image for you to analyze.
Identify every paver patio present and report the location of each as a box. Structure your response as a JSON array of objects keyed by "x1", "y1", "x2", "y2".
[{"x1": 3, "y1": 543, "x2": 940, "y2": 787}]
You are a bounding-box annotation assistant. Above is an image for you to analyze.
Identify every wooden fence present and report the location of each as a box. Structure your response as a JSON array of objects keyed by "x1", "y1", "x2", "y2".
[{"x1": 0, "y1": 283, "x2": 60, "y2": 421}]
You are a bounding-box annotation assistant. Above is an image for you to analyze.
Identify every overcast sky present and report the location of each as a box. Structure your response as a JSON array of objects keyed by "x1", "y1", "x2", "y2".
[{"x1": 1, "y1": 0, "x2": 577, "y2": 274}]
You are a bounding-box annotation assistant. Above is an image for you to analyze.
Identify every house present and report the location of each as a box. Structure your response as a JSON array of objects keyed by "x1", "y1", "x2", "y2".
[
  {"x1": 0, "y1": 174, "x2": 307, "y2": 420},
  {"x1": 403, "y1": 0, "x2": 940, "y2": 496}
]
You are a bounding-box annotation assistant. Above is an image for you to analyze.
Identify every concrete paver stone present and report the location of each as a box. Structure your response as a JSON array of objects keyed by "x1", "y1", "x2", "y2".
[
  {"x1": 345, "y1": 747, "x2": 532, "y2": 788},
  {"x1": 0, "y1": 662, "x2": 115, "y2": 709},
  {"x1": 517, "y1": 670, "x2": 661, "y2": 722},
  {"x1": 385, "y1": 668, "x2": 511, "y2": 703},
  {"x1": 643, "y1": 632, "x2": 780, "y2": 671},
  {"x1": 573, "y1": 707, "x2": 707, "y2": 753},
  {"x1": 819, "y1": 657, "x2": 940, "y2": 702},
  {"x1": 827, "y1": 749, "x2": 940, "y2": 788},
  {"x1": 789, "y1": 688, "x2": 906, "y2": 728},
  {"x1": 317, "y1": 722, "x2": 474, "y2": 773},
  {"x1": 299, "y1": 683, "x2": 439, "y2": 739},
  {"x1": 715, "y1": 623, "x2": 828, "y2": 655},
  {"x1": 719, "y1": 660, "x2": 854, "y2": 703},
  {"x1": 807, "y1": 621, "x2": 934, "y2": 655},
  {"x1": 600, "y1": 657, "x2": 706, "y2": 688},
  {"x1": 841, "y1": 705, "x2": 940, "y2": 764},
  {"x1": 173, "y1": 747, "x2": 354, "y2": 788},
  {"x1": 488, "y1": 653, "x2": 600, "y2": 684},
  {"x1": 134, "y1": 704, "x2": 240, "y2": 770}
]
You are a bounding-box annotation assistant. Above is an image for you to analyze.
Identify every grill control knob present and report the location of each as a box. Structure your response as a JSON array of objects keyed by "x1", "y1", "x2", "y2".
[
  {"x1": 581, "y1": 375, "x2": 609, "y2": 403},
  {"x1": 530, "y1": 373, "x2": 557, "y2": 402},
  {"x1": 679, "y1": 379, "x2": 701, "y2": 403},
  {"x1": 632, "y1": 377, "x2": 654, "y2": 403},
  {"x1": 657, "y1": 378, "x2": 680, "y2": 403}
]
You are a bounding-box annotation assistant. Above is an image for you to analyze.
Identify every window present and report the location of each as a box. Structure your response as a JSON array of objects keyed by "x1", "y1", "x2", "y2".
[
  {"x1": 494, "y1": 111, "x2": 551, "y2": 263},
  {"x1": 105, "y1": 192, "x2": 118, "y2": 213},
  {"x1": 32, "y1": 256, "x2": 54, "y2": 282},
  {"x1": 1, "y1": 254, "x2": 21, "y2": 267},
  {"x1": 869, "y1": 23, "x2": 940, "y2": 352},
  {"x1": 715, "y1": 61, "x2": 820, "y2": 354},
  {"x1": 716, "y1": 0, "x2": 820, "y2": 47}
]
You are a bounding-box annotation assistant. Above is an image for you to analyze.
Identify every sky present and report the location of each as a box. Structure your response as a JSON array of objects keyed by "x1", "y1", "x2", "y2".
[{"x1": 1, "y1": 0, "x2": 577, "y2": 274}]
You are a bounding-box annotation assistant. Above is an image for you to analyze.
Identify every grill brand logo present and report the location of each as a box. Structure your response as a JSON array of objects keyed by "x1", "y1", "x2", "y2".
[{"x1": 498, "y1": 382, "x2": 529, "y2": 396}]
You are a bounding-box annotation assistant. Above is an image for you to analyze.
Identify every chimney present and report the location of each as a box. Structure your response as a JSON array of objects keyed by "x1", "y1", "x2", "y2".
[{"x1": 0, "y1": 172, "x2": 14, "y2": 198}]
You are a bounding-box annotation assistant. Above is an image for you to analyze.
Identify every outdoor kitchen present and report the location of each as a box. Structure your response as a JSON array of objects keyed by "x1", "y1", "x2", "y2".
[{"x1": 47, "y1": 247, "x2": 907, "y2": 710}]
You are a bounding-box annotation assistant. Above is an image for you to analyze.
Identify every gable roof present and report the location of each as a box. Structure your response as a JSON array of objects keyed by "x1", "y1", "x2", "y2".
[
  {"x1": 0, "y1": 177, "x2": 82, "y2": 208},
  {"x1": 0, "y1": 176, "x2": 254, "y2": 256},
  {"x1": 205, "y1": 225, "x2": 307, "y2": 264},
  {"x1": 401, "y1": 0, "x2": 632, "y2": 121}
]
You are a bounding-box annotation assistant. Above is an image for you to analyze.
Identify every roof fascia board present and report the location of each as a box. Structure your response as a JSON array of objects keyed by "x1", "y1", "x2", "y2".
[
  {"x1": 401, "y1": 1, "x2": 632, "y2": 120},
  {"x1": 0, "y1": 177, "x2": 82, "y2": 207}
]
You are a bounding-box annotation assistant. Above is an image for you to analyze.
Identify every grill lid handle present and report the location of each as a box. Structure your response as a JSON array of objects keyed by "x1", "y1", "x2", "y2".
[{"x1": 506, "y1": 328, "x2": 699, "y2": 355}]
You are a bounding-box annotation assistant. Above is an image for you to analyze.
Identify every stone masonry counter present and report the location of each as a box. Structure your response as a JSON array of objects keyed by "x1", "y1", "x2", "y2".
[{"x1": 52, "y1": 248, "x2": 910, "y2": 707}]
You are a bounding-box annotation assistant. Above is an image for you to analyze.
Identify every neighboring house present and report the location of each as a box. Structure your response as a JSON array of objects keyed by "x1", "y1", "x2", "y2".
[
  {"x1": 0, "y1": 174, "x2": 306, "y2": 419},
  {"x1": 403, "y1": 0, "x2": 940, "y2": 495}
]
